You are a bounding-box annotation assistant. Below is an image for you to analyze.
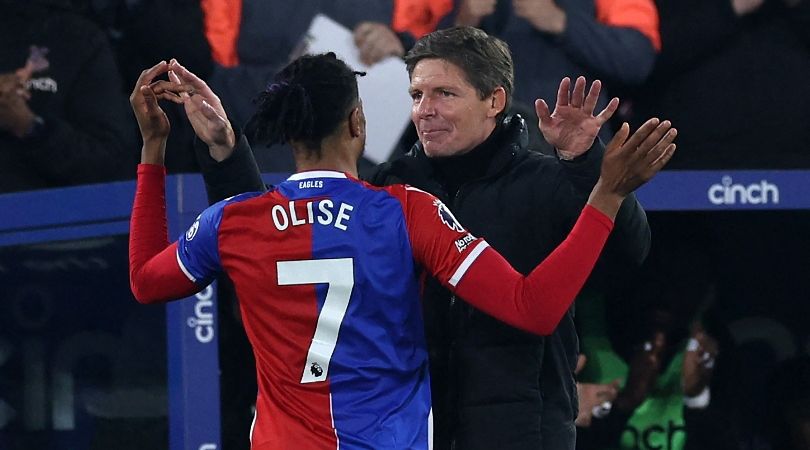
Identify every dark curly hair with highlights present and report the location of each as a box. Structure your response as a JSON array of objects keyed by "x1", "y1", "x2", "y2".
[{"x1": 246, "y1": 52, "x2": 365, "y2": 157}]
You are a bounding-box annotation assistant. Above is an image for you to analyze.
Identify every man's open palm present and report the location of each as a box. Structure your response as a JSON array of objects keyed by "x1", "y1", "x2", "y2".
[{"x1": 535, "y1": 76, "x2": 619, "y2": 159}]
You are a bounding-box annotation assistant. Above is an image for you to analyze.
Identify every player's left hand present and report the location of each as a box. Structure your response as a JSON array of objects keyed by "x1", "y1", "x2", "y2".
[{"x1": 535, "y1": 76, "x2": 619, "y2": 160}]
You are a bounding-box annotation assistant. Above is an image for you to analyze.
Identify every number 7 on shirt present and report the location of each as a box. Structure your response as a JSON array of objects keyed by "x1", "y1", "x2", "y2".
[{"x1": 276, "y1": 257, "x2": 355, "y2": 384}]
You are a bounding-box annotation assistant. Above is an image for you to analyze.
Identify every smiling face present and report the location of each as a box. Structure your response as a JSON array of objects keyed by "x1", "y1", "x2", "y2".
[{"x1": 409, "y1": 58, "x2": 505, "y2": 158}]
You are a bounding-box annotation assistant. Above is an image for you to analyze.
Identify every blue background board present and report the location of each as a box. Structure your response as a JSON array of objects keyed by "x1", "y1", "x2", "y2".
[{"x1": 636, "y1": 170, "x2": 810, "y2": 211}]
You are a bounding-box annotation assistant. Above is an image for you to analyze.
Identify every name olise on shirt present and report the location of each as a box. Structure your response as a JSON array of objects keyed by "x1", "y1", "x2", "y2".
[{"x1": 271, "y1": 199, "x2": 354, "y2": 231}]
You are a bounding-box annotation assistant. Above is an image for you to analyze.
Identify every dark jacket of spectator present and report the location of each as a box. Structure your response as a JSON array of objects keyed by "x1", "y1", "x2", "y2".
[
  {"x1": 629, "y1": 0, "x2": 810, "y2": 169},
  {"x1": 0, "y1": 0, "x2": 135, "y2": 193},
  {"x1": 463, "y1": 0, "x2": 659, "y2": 142}
]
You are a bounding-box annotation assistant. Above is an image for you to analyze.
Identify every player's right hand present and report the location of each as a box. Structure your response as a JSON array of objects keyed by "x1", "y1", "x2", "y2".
[
  {"x1": 130, "y1": 61, "x2": 171, "y2": 150},
  {"x1": 600, "y1": 118, "x2": 677, "y2": 197}
]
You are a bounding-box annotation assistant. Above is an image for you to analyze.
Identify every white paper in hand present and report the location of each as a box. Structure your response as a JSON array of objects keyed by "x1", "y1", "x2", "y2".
[{"x1": 302, "y1": 14, "x2": 412, "y2": 164}]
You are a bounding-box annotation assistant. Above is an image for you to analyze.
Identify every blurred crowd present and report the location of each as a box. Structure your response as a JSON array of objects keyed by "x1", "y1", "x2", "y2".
[
  {"x1": 2, "y1": 1, "x2": 808, "y2": 450},
  {"x1": 2, "y1": 0, "x2": 809, "y2": 195}
]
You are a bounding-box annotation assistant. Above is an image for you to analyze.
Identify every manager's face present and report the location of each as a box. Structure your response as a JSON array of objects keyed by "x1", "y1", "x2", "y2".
[{"x1": 409, "y1": 58, "x2": 504, "y2": 158}]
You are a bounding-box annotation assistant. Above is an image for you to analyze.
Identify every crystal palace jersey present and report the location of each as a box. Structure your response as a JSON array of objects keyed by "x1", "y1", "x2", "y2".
[{"x1": 175, "y1": 170, "x2": 490, "y2": 450}]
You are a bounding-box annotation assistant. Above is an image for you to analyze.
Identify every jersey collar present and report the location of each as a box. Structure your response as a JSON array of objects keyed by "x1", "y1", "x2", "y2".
[{"x1": 287, "y1": 170, "x2": 348, "y2": 181}]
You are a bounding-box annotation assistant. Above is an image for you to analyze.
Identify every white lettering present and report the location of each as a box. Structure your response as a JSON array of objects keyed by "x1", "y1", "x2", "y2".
[
  {"x1": 271, "y1": 205, "x2": 289, "y2": 231},
  {"x1": 28, "y1": 77, "x2": 58, "y2": 93},
  {"x1": 708, "y1": 184, "x2": 725, "y2": 205},
  {"x1": 334, "y1": 204, "x2": 354, "y2": 231},
  {"x1": 272, "y1": 199, "x2": 354, "y2": 231},
  {"x1": 318, "y1": 200, "x2": 334, "y2": 225},
  {"x1": 289, "y1": 201, "x2": 305, "y2": 226},
  {"x1": 188, "y1": 286, "x2": 215, "y2": 344},
  {"x1": 707, "y1": 176, "x2": 779, "y2": 205},
  {"x1": 298, "y1": 180, "x2": 323, "y2": 189}
]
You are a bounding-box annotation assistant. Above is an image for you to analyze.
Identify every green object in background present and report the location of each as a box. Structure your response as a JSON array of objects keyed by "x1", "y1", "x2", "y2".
[{"x1": 578, "y1": 293, "x2": 687, "y2": 450}]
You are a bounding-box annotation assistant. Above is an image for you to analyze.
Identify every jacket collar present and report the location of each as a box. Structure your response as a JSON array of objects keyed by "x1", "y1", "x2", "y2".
[{"x1": 407, "y1": 114, "x2": 530, "y2": 179}]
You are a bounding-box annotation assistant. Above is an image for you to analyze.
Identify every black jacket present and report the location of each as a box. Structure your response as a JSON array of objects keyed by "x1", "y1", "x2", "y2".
[
  {"x1": 0, "y1": 0, "x2": 136, "y2": 193},
  {"x1": 195, "y1": 115, "x2": 651, "y2": 450},
  {"x1": 368, "y1": 116, "x2": 649, "y2": 450}
]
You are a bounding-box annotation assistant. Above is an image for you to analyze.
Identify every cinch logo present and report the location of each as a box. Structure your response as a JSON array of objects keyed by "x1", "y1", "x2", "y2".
[
  {"x1": 707, "y1": 176, "x2": 779, "y2": 205},
  {"x1": 621, "y1": 420, "x2": 685, "y2": 450},
  {"x1": 187, "y1": 286, "x2": 214, "y2": 343}
]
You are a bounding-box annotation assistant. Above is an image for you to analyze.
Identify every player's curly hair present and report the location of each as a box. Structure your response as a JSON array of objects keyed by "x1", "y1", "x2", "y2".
[{"x1": 247, "y1": 52, "x2": 365, "y2": 158}]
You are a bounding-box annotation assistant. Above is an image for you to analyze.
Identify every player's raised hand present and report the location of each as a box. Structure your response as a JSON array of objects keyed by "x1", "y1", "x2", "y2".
[
  {"x1": 130, "y1": 61, "x2": 171, "y2": 164},
  {"x1": 586, "y1": 118, "x2": 677, "y2": 219},
  {"x1": 162, "y1": 59, "x2": 236, "y2": 161}
]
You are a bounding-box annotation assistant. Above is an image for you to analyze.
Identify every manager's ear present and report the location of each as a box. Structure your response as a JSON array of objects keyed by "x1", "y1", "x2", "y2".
[{"x1": 487, "y1": 86, "x2": 507, "y2": 118}]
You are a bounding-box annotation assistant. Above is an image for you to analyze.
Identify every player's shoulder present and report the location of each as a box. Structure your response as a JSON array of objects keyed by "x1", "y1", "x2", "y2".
[{"x1": 197, "y1": 190, "x2": 268, "y2": 226}]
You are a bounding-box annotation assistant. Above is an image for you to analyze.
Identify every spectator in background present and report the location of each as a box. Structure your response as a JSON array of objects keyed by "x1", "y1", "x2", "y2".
[
  {"x1": 69, "y1": 0, "x2": 214, "y2": 172},
  {"x1": 0, "y1": 0, "x2": 136, "y2": 193},
  {"x1": 574, "y1": 230, "x2": 754, "y2": 450},
  {"x1": 199, "y1": 0, "x2": 394, "y2": 172},
  {"x1": 628, "y1": 0, "x2": 810, "y2": 169},
  {"x1": 450, "y1": 0, "x2": 660, "y2": 146}
]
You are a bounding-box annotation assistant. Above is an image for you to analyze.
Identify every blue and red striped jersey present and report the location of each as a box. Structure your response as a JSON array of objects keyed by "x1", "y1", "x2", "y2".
[{"x1": 175, "y1": 170, "x2": 489, "y2": 449}]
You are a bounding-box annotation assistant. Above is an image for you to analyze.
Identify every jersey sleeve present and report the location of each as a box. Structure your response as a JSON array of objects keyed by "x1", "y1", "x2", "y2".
[
  {"x1": 398, "y1": 184, "x2": 615, "y2": 336},
  {"x1": 175, "y1": 203, "x2": 226, "y2": 286},
  {"x1": 129, "y1": 164, "x2": 206, "y2": 303},
  {"x1": 397, "y1": 185, "x2": 490, "y2": 288}
]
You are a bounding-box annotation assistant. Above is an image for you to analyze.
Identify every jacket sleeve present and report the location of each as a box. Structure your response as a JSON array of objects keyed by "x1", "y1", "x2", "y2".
[
  {"x1": 21, "y1": 28, "x2": 136, "y2": 185},
  {"x1": 558, "y1": 0, "x2": 658, "y2": 85},
  {"x1": 194, "y1": 125, "x2": 266, "y2": 204},
  {"x1": 556, "y1": 141, "x2": 651, "y2": 267},
  {"x1": 323, "y1": 0, "x2": 394, "y2": 29}
]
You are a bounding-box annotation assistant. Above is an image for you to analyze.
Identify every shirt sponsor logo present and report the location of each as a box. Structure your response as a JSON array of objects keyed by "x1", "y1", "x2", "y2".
[
  {"x1": 434, "y1": 200, "x2": 464, "y2": 232},
  {"x1": 455, "y1": 233, "x2": 475, "y2": 253},
  {"x1": 707, "y1": 176, "x2": 779, "y2": 205}
]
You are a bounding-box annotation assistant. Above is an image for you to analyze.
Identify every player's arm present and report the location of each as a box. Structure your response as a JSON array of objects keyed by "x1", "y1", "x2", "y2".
[
  {"x1": 129, "y1": 164, "x2": 200, "y2": 303},
  {"x1": 128, "y1": 63, "x2": 216, "y2": 304},
  {"x1": 407, "y1": 119, "x2": 676, "y2": 335},
  {"x1": 404, "y1": 185, "x2": 613, "y2": 335},
  {"x1": 451, "y1": 205, "x2": 613, "y2": 335}
]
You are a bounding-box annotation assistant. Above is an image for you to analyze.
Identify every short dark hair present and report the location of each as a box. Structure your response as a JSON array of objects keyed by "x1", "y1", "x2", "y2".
[
  {"x1": 405, "y1": 26, "x2": 514, "y2": 116},
  {"x1": 247, "y1": 53, "x2": 364, "y2": 157}
]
